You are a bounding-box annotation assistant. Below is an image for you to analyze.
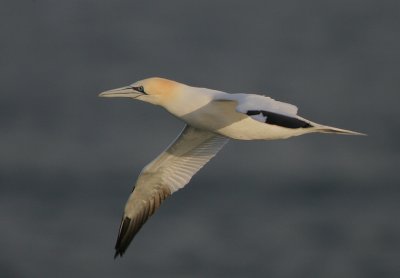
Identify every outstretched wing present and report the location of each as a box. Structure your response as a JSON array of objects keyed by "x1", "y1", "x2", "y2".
[
  {"x1": 114, "y1": 125, "x2": 229, "y2": 258},
  {"x1": 217, "y1": 93, "x2": 313, "y2": 129},
  {"x1": 233, "y1": 93, "x2": 298, "y2": 117}
]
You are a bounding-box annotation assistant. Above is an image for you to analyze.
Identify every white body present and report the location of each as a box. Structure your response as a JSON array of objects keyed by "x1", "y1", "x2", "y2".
[
  {"x1": 161, "y1": 85, "x2": 351, "y2": 140},
  {"x1": 99, "y1": 77, "x2": 363, "y2": 257}
]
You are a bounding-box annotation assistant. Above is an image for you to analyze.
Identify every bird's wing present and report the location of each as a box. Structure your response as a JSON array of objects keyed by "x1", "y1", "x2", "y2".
[
  {"x1": 215, "y1": 93, "x2": 313, "y2": 129},
  {"x1": 114, "y1": 125, "x2": 229, "y2": 257},
  {"x1": 232, "y1": 93, "x2": 298, "y2": 117}
]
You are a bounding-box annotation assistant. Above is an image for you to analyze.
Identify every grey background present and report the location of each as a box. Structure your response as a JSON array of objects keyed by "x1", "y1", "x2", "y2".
[{"x1": 1, "y1": 0, "x2": 399, "y2": 277}]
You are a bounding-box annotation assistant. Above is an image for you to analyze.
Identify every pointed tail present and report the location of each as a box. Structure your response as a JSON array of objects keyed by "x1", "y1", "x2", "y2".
[{"x1": 313, "y1": 124, "x2": 366, "y2": 136}]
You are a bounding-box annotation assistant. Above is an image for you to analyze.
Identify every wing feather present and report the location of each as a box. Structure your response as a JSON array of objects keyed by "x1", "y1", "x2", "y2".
[
  {"x1": 215, "y1": 93, "x2": 312, "y2": 128},
  {"x1": 114, "y1": 125, "x2": 228, "y2": 257},
  {"x1": 231, "y1": 93, "x2": 298, "y2": 116}
]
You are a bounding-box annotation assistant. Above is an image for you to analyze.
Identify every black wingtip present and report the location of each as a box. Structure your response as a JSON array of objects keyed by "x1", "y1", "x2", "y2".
[
  {"x1": 112, "y1": 188, "x2": 172, "y2": 258},
  {"x1": 113, "y1": 216, "x2": 131, "y2": 259},
  {"x1": 114, "y1": 250, "x2": 123, "y2": 259},
  {"x1": 246, "y1": 110, "x2": 313, "y2": 129}
]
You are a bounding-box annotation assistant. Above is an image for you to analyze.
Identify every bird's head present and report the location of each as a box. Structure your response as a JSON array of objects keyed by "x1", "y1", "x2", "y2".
[{"x1": 99, "y1": 77, "x2": 182, "y2": 106}]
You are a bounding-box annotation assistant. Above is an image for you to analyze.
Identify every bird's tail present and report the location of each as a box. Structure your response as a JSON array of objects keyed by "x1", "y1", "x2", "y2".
[{"x1": 313, "y1": 124, "x2": 366, "y2": 136}]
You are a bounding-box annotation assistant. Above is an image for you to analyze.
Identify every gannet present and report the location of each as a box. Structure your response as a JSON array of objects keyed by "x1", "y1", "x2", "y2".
[{"x1": 99, "y1": 77, "x2": 363, "y2": 258}]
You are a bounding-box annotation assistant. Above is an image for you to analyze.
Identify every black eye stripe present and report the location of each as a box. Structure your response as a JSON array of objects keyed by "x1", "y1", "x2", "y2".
[{"x1": 132, "y1": 86, "x2": 147, "y2": 94}]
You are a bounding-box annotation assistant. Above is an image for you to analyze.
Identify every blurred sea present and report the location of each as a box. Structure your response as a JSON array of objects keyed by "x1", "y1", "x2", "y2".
[{"x1": 0, "y1": 1, "x2": 399, "y2": 277}]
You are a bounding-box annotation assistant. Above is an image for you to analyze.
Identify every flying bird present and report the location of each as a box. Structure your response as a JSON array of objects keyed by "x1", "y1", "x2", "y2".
[{"x1": 99, "y1": 77, "x2": 363, "y2": 258}]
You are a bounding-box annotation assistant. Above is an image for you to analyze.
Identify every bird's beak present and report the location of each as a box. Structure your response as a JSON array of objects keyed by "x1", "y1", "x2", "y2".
[{"x1": 98, "y1": 86, "x2": 142, "y2": 98}]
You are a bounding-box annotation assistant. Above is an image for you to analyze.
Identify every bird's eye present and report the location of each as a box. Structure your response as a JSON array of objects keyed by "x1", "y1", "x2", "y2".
[{"x1": 132, "y1": 86, "x2": 147, "y2": 94}]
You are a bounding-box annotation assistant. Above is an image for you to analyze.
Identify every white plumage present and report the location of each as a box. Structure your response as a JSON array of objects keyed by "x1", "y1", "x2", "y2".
[
  {"x1": 231, "y1": 93, "x2": 299, "y2": 116},
  {"x1": 141, "y1": 125, "x2": 228, "y2": 194},
  {"x1": 99, "y1": 77, "x2": 363, "y2": 257}
]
